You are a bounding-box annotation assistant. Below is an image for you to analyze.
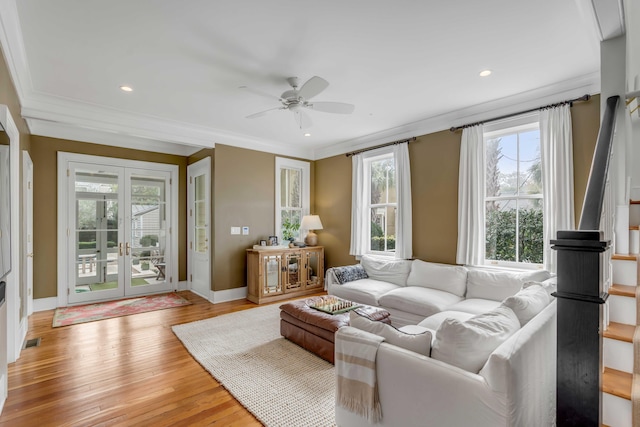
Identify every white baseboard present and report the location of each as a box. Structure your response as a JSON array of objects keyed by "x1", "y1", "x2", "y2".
[
  {"x1": 176, "y1": 280, "x2": 188, "y2": 291},
  {"x1": 33, "y1": 297, "x2": 58, "y2": 312},
  {"x1": 211, "y1": 286, "x2": 247, "y2": 303}
]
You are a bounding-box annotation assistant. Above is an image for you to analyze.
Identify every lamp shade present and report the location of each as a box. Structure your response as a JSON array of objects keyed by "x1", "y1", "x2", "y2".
[{"x1": 300, "y1": 215, "x2": 323, "y2": 230}]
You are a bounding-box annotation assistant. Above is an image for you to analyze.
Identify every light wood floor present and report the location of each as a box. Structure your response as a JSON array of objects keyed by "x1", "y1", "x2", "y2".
[{"x1": 0, "y1": 291, "x2": 324, "y2": 426}]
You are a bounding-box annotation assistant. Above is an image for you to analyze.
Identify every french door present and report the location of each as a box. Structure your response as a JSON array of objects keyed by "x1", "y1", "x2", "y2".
[{"x1": 58, "y1": 154, "x2": 177, "y2": 305}]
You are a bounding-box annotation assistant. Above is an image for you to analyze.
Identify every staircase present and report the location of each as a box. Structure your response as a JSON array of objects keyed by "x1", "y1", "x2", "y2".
[{"x1": 602, "y1": 227, "x2": 640, "y2": 426}]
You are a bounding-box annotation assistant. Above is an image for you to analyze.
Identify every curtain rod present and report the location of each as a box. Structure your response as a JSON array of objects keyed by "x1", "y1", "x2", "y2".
[
  {"x1": 449, "y1": 94, "x2": 591, "y2": 132},
  {"x1": 345, "y1": 137, "x2": 416, "y2": 157}
]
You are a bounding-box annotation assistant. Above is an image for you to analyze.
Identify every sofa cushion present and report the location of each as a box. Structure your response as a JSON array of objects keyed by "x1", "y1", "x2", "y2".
[
  {"x1": 502, "y1": 284, "x2": 550, "y2": 326},
  {"x1": 446, "y1": 299, "x2": 502, "y2": 315},
  {"x1": 524, "y1": 277, "x2": 557, "y2": 296},
  {"x1": 350, "y1": 311, "x2": 432, "y2": 355},
  {"x1": 378, "y1": 286, "x2": 463, "y2": 318},
  {"x1": 418, "y1": 310, "x2": 474, "y2": 331},
  {"x1": 466, "y1": 269, "x2": 551, "y2": 302},
  {"x1": 332, "y1": 264, "x2": 369, "y2": 284},
  {"x1": 406, "y1": 259, "x2": 468, "y2": 297},
  {"x1": 329, "y1": 278, "x2": 400, "y2": 306},
  {"x1": 431, "y1": 305, "x2": 520, "y2": 373},
  {"x1": 360, "y1": 254, "x2": 412, "y2": 287}
]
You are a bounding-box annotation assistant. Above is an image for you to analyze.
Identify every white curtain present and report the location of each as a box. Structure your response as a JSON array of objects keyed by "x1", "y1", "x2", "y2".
[
  {"x1": 540, "y1": 104, "x2": 574, "y2": 273},
  {"x1": 350, "y1": 153, "x2": 367, "y2": 256},
  {"x1": 456, "y1": 124, "x2": 485, "y2": 265},
  {"x1": 394, "y1": 143, "x2": 412, "y2": 259},
  {"x1": 349, "y1": 144, "x2": 412, "y2": 259}
]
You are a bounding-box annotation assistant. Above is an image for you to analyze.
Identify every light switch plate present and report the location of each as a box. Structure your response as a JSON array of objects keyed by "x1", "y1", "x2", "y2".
[
  {"x1": 242, "y1": 226, "x2": 249, "y2": 235},
  {"x1": 231, "y1": 226, "x2": 241, "y2": 235}
]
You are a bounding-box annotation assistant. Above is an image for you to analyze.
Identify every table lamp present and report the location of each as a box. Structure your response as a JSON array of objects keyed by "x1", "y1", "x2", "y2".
[{"x1": 300, "y1": 215, "x2": 323, "y2": 246}]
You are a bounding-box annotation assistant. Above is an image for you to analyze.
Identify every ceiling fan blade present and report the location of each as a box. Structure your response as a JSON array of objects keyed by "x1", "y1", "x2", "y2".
[
  {"x1": 293, "y1": 109, "x2": 313, "y2": 129},
  {"x1": 298, "y1": 76, "x2": 329, "y2": 100},
  {"x1": 246, "y1": 107, "x2": 281, "y2": 119},
  {"x1": 309, "y1": 101, "x2": 355, "y2": 114}
]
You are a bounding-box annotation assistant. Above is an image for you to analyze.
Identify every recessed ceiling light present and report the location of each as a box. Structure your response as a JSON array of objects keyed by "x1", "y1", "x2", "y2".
[
  {"x1": 120, "y1": 85, "x2": 133, "y2": 92},
  {"x1": 479, "y1": 70, "x2": 492, "y2": 77},
  {"x1": 304, "y1": 133, "x2": 311, "y2": 137}
]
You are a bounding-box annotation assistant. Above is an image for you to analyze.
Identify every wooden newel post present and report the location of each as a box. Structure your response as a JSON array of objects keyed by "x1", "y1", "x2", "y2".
[{"x1": 551, "y1": 230, "x2": 610, "y2": 426}]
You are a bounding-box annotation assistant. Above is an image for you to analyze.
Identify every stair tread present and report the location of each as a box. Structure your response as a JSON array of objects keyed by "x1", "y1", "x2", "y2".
[
  {"x1": 630, "y1": 199, "x2": 640, "y2": 205},
  {"x1": 613, "y1": 254, "x2": 638, "y2": 261},
  {"x1": 610, "y1": 284, "x2": 637, "y2": 297},
  {"x1": 602, "y1": 367, "x2": 632, "y2": 400},
  {"x1": 604, "y1": 322, "x2": 635, "y2": 342},
  {"x1": 631, "y1": 225, "x2": 640, "y2": 230}
]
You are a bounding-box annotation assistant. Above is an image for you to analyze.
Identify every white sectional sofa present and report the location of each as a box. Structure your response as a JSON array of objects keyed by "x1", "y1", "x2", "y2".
[{"x1": 327, "y1": 255, "x2": 557, "y2": 427}]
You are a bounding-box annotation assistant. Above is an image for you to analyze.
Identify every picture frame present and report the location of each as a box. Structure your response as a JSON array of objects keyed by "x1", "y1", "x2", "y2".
[
  {"x1": 259, "y1": 240, "x2": 267, "y2": 246},
  {"x1": 268, "y1": 236, "x2": 278, "y2": 246}
]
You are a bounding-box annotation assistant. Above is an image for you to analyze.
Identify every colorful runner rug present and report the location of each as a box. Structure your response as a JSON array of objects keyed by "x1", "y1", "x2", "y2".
[{"x1": 52, "y1": 292, "x2": 192, "y2": 327}]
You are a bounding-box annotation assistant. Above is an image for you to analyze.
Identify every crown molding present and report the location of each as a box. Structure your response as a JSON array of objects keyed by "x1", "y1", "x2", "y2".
[{"x1": 312, "y1": 72, "x2": 601, "y2": 160}]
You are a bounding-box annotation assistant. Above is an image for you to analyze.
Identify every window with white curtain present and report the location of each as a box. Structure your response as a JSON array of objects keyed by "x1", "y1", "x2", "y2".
[
  {"x1": 484, "y1": 120, "x2": 543, "y2": 267},
  {"x1": 275, "y1": 157, "x2": 310, "y2": 243},
  {"x1": 350, "y1": 143, "x2": 412, "y2": 259}
]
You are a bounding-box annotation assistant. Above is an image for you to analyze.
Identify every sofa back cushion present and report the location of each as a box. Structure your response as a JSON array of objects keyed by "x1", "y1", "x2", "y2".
[
  {"x1": 501, "y1": 284, "x2": 550, "y2": 326},
  {"x1": 465, "y1": 269, "x2": 551, "y2": 302},
  {"x1": 360, "y1": 255, "x2": 412, "y2": 287},
  {"x1": 406, "y1": 259, "x2": 468, "y2": 297},
  {"x1": 350, "y1": 310, "x2": 432, "y2": 355},
  {"x1": 431, "y1": 305, "x2": 520, "y2": 373}
]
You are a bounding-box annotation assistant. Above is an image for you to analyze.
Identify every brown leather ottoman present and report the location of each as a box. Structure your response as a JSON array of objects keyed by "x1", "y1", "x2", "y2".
[{"x1": 280, "y1": 296, "x2": 391, "y2": 363}]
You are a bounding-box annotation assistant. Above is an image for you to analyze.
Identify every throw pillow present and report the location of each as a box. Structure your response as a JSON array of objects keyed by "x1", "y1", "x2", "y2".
[
  {"x1": 523, "y1": 278, "x2": 557, "y2": 296},
  {"x1": 431, "y1": 305, "x2": 520, "y2": 373},
  {"x1": 502, "y1": 284, "x2": 550, "y2": 326},
  {"x1": 332, "y1": 264, "x2": 369, "y2": 284},
  {"x1": 406, "y1": 259, "x2": 468, "y2": 297},
  {"x1": 466, "y1": 268, "x2": 551, "y2": 302},
  {"x1": 349, "y1": 310, "x2": 432, "y2": 356},
  {"x1": 360, "y1": 254, "x2": 412, "y2": 287}
]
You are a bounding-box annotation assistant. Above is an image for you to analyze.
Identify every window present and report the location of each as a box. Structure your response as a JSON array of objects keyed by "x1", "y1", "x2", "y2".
[
  {"x1": 275, "y1": 157, "x2": 310, "y2": 243},
  {"x1": 366, "y1": 153, "x2": 396, "y2": 253},
  {"x1": 484, "y1": 121, "x2": 542, "y2": 266},
  {"x1": 350, "y1": 143, "x2": 411, "y2": 259}
]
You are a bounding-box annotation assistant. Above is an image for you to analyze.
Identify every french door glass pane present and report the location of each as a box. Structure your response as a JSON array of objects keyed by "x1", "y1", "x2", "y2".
[
  {"x1": 130, "y1": 176, "x2": 166, "y2": 286},
  {"x1": 74, "y1": 171, "x2": 120, "y2": 293},
  {"x1": 194, "y1": 175, "x2": 207, "y2": 253}
]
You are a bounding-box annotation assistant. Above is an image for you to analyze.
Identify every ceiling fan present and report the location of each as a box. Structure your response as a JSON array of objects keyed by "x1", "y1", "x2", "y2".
[{"x1": 245, "y1": 76, "x2": 355, "y2": 130}]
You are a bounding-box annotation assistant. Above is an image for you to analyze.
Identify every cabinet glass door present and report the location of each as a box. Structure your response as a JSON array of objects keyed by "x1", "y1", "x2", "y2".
[
  {"x1": 284, "y1": 252, "x2": 302, "y2": 291},
  {"x1": 305, "y1": 249, "x2": 323, "y2": 289},
  {"x1": 262, "y1": 254, "x2": 283, "y2": 295}
]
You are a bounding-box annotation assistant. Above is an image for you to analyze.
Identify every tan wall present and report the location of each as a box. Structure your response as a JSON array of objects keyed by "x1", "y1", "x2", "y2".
[
  {"x1": 315, "y1": 96, "x2": 602, "y2": 267},
  {"x1": 212, "y1": 144, "x2": 315, "y2": 291},
  {"x1": 31, "y1": 136, "x2": 188, "y2": 298}
]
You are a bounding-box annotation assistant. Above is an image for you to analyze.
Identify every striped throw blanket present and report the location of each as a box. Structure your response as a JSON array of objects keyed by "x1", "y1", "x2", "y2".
[{"x1": 335, "y1": 326, "x2": 385, "y2": 423}]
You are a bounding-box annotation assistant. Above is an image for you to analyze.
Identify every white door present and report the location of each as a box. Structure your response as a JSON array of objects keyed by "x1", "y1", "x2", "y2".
[
  {"x1": 64, "y1": 160, "x2": 174, "y2": 304},
  {"x1": 188, "y1": 158, "x2": 211, "y2": 299},
  {"x1": 22, "y1": 151, "x2": 33, "y2": 315}
]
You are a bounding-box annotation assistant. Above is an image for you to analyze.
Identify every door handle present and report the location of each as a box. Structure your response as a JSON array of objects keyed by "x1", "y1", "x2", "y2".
[
  {"x1": 119, "y1": 243, "x2": 123, "y2": 256},
  {"x1": 126, "y1": 242, "x2": 131, "y2": 256}
]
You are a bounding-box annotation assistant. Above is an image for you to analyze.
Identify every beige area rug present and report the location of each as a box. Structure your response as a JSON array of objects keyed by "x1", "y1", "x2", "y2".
[{"x1": 172, "y1": 303, "x2": 336, "y2": 427}]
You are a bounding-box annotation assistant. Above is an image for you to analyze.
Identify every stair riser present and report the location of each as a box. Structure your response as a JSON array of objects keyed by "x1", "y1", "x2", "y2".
[
  {"x1": 609, "y1": 295, "x2": 636, "y2": 325},
  {"x1": 603, "y1": 337, "x2": 633, "y2": 373},
  {"x1": 603, "y1": 392, "x2": 632, "y2": 427},
  {"x1": 612, "y1": 259, "x2": 638, "y2": 286}
]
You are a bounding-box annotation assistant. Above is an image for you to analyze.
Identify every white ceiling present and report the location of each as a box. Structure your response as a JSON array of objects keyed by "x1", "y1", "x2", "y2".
[{"x1": 0, "y1": 0, "x2": 605, "y2": 159}]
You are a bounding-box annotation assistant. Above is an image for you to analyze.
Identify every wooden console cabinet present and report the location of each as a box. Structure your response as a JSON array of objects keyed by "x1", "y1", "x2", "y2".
[{"x1": 246, "y1": 246, "x2": 324, "y2": 304}]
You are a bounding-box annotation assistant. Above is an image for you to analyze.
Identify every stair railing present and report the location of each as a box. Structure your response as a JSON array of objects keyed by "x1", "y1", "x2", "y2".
[{"x1": 552, "y1": 95, "x2": 620, "y2": 426}]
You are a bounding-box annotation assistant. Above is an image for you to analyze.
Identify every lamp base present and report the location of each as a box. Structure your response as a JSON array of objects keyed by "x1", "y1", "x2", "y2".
[{"x1": 304, "y1": 231, "x2": 318, "y2": 246}]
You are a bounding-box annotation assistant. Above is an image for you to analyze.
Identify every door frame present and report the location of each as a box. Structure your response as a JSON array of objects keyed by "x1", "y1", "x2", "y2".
[
  {"x1": 57, "y1": 152, "x2": 179, "y2": 307},
  {"x1": 22, "y1": 150, "x2": 33, "y2": 316},
  {"x1": 187, "y1": 157, "x2": 211, "y2": 300}
]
